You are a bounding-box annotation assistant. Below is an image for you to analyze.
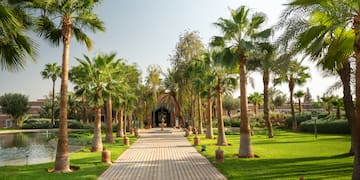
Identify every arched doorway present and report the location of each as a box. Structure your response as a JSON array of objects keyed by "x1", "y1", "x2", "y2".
[{"x1": 153, "y1": 107, "x2": 170, "y2": 127}]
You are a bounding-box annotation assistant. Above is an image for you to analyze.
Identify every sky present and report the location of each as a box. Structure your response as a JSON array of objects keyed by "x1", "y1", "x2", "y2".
[{"x1": 0, "y1": 0, "x2": 338, "y2": 101}]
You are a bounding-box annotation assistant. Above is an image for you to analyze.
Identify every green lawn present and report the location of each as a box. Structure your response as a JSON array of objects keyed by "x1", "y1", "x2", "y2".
[
  {"x1": 0, "y1": 132, "x2": 135, "y2": 180},
  {"x1": 191, "y1": 129, "x2": 353, "y2": 180}
]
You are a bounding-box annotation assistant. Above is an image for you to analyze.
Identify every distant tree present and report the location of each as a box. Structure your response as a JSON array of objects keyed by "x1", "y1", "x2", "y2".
[
  {"x1": 41, "y1": 63, "x2": 61, "y2": 126},
  {"x1": 0, "y1": 93, "x2": 29, "y2": 127},
  {"x1": 39, "y1": 95, "x2": 60, "y2": 119},
  {"x1": 294, "y1": 90, "x2": 305, "y2": 113},
  {"x1": 248, "y1": 92, "x2": 264, "y2": 115},
  {"x1": 321, "y1": 95, "x2": 334, "y2": 115},
  {"x1": 222, "y1": 95, "x2": 239, "y2": 119},
  {"x1": 273, "y1": 94, "x2": 287, "y2": 110}
]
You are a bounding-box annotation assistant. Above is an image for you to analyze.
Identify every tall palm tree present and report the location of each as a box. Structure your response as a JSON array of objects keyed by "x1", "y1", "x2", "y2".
[
  {"x1": 72, "y1": 53, "x2": 121, "y2": 152},
  {"x1": 294, "y1": 90, "x2": 305, "y2": 113},
  {"x1": 212, "y1": 6, "x2": 271, "y2": 157},
  {"x1": 248, "y1": 92, "x2": 263, "y2": 115},
  {"x1": 210, "y1": 49, "x2": 238, "y2": 146},
  {"x1": 247, "y1": 42, "x2": 287, "y2": 138},
  {"x1": 41, "y1": 63, "x2": 61, "y2": 126},
  {"x1": 28, "y1": 0, "x2": 105, "y2": 172},
  {"x1": 274, "y1": 61, "x2": 310, "y2": 130},
  {"x1": 0, "y1": 1, "x2": 36, "y2": 71}
]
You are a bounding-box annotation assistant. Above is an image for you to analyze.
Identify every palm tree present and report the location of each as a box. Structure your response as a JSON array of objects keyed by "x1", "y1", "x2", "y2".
[
  {"x1": 274, "y1": 61, "x2": 310, "y2": 131},
  {"x1": 294, "y1": 90, "x2": 305, "y2": 113},
  {"x1": 69, "y1": 66, "x2": 91, "y2": 123},
  {"x1": 210, "y1": 49, "x2": 238, "y2": 146},
  {"x1": 72, "y1": 53, "x2": 121, "y2": 152},
  {"x1": 28, "y1": 0, "x2": 105, "y2": 172},
  {"x1": 248, "y1": 92, "x2": 263, "y2": 115},
  {"x1": 247, "y1": 42, "x2": 281, "y2": 138},
  {"x1": 0, "y1": 1, "x2": 36, "y2": 71},
  {"x1": 320, "y1": 95, "x2": 334, "y2": 115},
  {"x1": 41, "y1": 63, "x2": 61, "y2": 126},
  {"x1": 212, "y1": 6, "x2": 271, "y2": 157}
]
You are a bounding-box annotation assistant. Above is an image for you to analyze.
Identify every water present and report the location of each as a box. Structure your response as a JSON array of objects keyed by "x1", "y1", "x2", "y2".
[{"x1": 0, "y1": 132, "x2": 57, "y2": 166}]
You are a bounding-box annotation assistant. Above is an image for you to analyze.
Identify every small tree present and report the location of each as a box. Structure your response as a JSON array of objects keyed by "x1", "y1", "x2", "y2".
[
  {"x1": 222, "y1": 95, "x2": 239, "y2": 119},
  {"x1": 0, "y1": 93, "x2": 30, "y2": 127},
  {"x1": 273, "y1": 94, "x2": 287, "y2": 110}
]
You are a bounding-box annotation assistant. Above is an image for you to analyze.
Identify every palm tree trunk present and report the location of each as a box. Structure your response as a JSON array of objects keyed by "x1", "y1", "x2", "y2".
[
  {"x1": 353, "y1": 14, "x2": 360, "y2": 179},
  {"x1": 239, "y1": 60, "x2": 254, "y2": 158},
  {"x1": 337, "y1": 61, "x2": 355, "y2": 155},
  {"x1": 206, "y1": 96, "x2": 213, "y2": 139},
  {"x1": 54, "y1": 16, "x2": 71, "y2": 172},
  {"x1": 191, "y1": 91, "x2": 196, "y2": 129},
  {"x1": 197, "y1": 94, "x2": 203, "y2": 134},
  {"x1": 217, "y1": 76, "x2": 227, "y2": 146},
  {"x1": 289, "y1": 79, "x2": 296, "y2": 130},
  {"x1": 51, "y1": 80, "x2": 55, "y2": 126},
  {"x1": 91, "y1": 107, "x2": 103, "y2": 152},
  {"x1": 105, "y1": 97, "x2": 114, "y2": 143},
  {"x1": 117, "y1": 107, "x2": 124, "y2": 137},
  {"x1": 254, "y1": 104, "x2": 258, "y2": 115},
  {"x1": 263, "y1": 71, "x2": 273, "y2": 138}
]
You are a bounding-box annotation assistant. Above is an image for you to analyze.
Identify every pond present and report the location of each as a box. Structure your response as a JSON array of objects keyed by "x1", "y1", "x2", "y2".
[{"x1": 0, "y1": 131, "x2": 57, "y2": 166}]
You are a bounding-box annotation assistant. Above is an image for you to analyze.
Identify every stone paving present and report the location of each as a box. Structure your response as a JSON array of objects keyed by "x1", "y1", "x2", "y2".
[{"x1": 99, "y1": 128, "x2": 227, "y2": 180}]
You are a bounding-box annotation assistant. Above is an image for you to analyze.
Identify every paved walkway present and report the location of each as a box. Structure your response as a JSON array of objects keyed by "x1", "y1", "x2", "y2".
[{"x1": 99, "y1": 128, "x2": 227, "y2": 180}]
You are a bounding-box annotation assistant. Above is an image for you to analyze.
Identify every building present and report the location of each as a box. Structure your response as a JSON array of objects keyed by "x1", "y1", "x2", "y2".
[
  {"x1": 147, "y1": 93, "x2": 181, "y2": 128},
  {"x1": 0, "y1": 99, "x2": 45, "y2": 128}
]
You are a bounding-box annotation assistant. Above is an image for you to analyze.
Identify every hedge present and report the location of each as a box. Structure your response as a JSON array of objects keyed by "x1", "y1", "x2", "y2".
[
  {"x1": 300, "y1": 119, "x2": 350, "y2": 134},
  {"x1": 22, "y1": 118, "x2": 52, "y2": 129},
  {"x1": 23, "y1": 118, "x2": 91, "y2": 129}
]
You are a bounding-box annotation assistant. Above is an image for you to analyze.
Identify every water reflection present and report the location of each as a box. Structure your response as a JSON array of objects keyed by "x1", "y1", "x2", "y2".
[{"x1": 0, "y1": 132, "x2": 56, "y2": 166}]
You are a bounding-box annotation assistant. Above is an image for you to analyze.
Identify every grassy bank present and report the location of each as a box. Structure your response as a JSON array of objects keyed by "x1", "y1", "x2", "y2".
[
  {"x1": 0, "y1": 132, "x2": 135, "y2": 180},
  {"x1": 190, "y1": 129, "x2": 353, "y2": 179}
]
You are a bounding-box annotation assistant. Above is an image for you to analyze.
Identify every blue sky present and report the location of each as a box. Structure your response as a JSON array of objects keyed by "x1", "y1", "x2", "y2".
[{"x1": 0, "y1": 0, "x2": 336, "y2": 100}]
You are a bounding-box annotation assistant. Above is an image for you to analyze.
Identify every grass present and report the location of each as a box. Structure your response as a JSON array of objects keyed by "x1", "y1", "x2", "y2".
[
  {"x1": 0, "y1": 132, "x2": 136, "y2": 180},
  {"x1": 190, "y1": 129, "x2": 353, "y2": 180}
]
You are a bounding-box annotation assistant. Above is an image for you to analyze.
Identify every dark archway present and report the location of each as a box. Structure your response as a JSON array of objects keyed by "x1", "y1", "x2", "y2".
[{"x1": 153, "y1": 107, "x2": 170, "y2": 127}]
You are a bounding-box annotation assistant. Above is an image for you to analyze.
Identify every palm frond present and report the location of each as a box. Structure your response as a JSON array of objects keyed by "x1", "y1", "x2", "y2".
[{"x1": 73, "y1": 27, "x2": 93, "y2": 50}]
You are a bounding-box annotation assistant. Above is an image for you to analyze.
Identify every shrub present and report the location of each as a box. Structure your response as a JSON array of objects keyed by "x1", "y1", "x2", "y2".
[
  {"x1": 300, "y1": 119, "x2": 350, "y2": 134},
  {"x1": 68, "y1": 120, "x2": 84, "y2": 129},
  {"x1": 285, "y1": 113, "x2": 312, "y2": 129},
  {"x1": 22, "y1": 118, "x2": 52, "y2": 129},
  {"x1": 54, "y1": 119, "x2": 90, "y2": 129}
]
